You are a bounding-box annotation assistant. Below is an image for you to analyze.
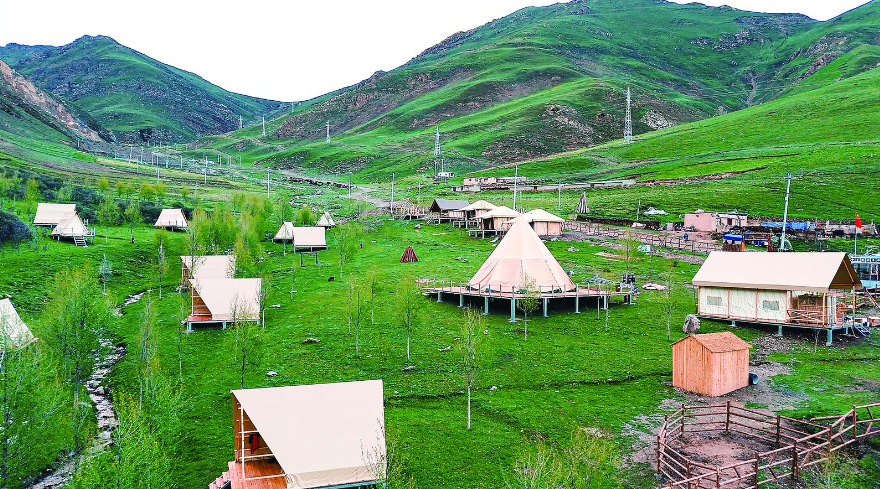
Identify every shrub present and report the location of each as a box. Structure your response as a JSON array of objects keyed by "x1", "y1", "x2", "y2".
[{"x1": 0, "y1": 209, "x2": 33, "y2": 247}]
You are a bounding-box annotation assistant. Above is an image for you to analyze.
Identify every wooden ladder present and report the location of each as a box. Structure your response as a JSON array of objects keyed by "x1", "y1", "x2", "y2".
[{"x1": 73, "y1": 235, "x2": 88, "y2": 247}]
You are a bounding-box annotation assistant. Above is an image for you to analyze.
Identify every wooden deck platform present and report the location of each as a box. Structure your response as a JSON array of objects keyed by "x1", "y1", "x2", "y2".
[{"x1": 209, "y1": 460, "x2": 285, "y2": 489}]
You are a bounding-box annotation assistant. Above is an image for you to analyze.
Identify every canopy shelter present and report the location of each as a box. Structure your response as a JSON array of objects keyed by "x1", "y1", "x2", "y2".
[
  {"x1": 519, "y1": 209, "x2": 565, "y2": 237},
  {"x1": 315, "y1": 212, "x2": 335, "y2": 228},
  {"x1": 576, "y1": 193, "x2": 589, "y2": 214},
  {"x1": 478, "y1": 206, "x2": 520, "y2": 231},
  {"x1": 224, "y1": 380, "x2": 386, "y2": 489},
  {"x1": 181, "y1": 255, "x2": 235, "y2": 287},
  {"x1": 154, "y1": 209, "x2": 188, "y2": 230},
  {"x1": 460, "y1": 200, "x2": 497, "y2": 219},
  {"x1": 429, "y1": 199, "x2": 469, "y2": 222},
  {"x1": 0, "y1": 299, "x2": 36, "y2": 350},
  {"x1": 33, "y1": 203, "x2": 76, "y2": 226},
  {"x1": 692, "y1": 252, "x2": 861, "y2": 344},
  {"x1": 400, "y1": 246, "x2": 418, "y2": 263},
  {"x1": 187, "y1": 278, "x2": 261, "y2": 330},
  {"x1": 469, "y1": 217, "x2": 575, "y2": 293}
]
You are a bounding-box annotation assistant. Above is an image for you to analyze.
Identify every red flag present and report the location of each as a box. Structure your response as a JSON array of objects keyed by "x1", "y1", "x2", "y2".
[{"x1": 855, "y1": 213, "x2": 863, "y2": 229}]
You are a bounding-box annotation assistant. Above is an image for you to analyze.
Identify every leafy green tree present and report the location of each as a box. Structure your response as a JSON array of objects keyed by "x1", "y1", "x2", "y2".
[
  {"x1": 517, "y1": 274, "x2": 540, "y2": 340},
  {"x1": 22, "y1": 179, "x2": 39, "y2": 214},
  {"x1": 98, "y1": 254, "x2": 113, "y2": 295},
  {"x1": 139, "y1": 183, "x2": 155, "y2": 202},
  {"x1": 295, "y1": 206, "x2": 315, "y2": 226},
  {"x1": 96, "y1": 176, "x2": 110, "y2": 196},
  {"x1": 124, "y1": 200, "x2": 141, "y2": 240},
  {"x1": 460, "y1": 308, "x2": 483, "y2": 430},
  {"x1": 179, "y1": 186, "x2": 190, "y2": 203},
  {"x1": 338, "y1": 221, "x2": 364, "y2": 278},
  {"x1": 154, "y1": 183, "x2": 167, "y2": 204},
  {"x1": 114, "y1": 181, "x2": 129, "y2": 199},
  {"x1": 397, "y1": 277, "x2": 420, "y2": 363},
  {"x1": 97, "y1": 197, "x2": 120, "y2": 242}
]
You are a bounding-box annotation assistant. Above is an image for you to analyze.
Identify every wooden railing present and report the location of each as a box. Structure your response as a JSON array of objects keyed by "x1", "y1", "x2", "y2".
[
  {"x1": 566, "y1": 221, "x2": 722, "y2": 255},
  {"x1": 657, "y1": 402, "x2": 880, "y2": 488}
]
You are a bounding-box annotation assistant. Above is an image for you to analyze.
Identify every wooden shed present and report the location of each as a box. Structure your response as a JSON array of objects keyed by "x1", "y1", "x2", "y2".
[{"x1": 671, "y1": 332, "x2": 751, "y2": 397}]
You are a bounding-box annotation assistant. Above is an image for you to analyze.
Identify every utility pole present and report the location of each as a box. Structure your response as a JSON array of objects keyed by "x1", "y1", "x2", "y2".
[
  {"x1": 267, "y1": 169, "x2": 270, "y2": 199},
  {"x1": 348, "y1": 172, "x2": 352, "y2": 214},
  {"x1": 434, "y1": 125, "x2": 440, "y2": 157},
  {"x1": 156, "y1": 162, "x2": 160, "y2": 183},
  {"x1": 204, "y1": 158, "x2": 208, "y2": 185},
  {"x1": 512, "y1": 164, "x2": 519, "y2": 211},
  {"x1": 326, "y1": 121, "x2": 330, "y2": 144},
  {"x1": 262, "y1": 116, "x2": 266, "y2": 137},
  {"x1": 557, "y1": 181, "x2": 562, "y2": 211},
  {"x1": 636, "y1": 199, "x2": 641, "y2": 220},
  {"x1": 624, "y1": 87, "x2": 633, "y2": 143},
  {"x1": 417, "y1": 181, "x2": 422, "y2": 207},
  {"x1": 780, "y1": 173, "x2": 793, "y2": 252},
  {"x1": 390, "y1": 172, "x2": 395, "y2": 217},
  {"x1": 239, "y1": 115, "x2": 243, "y2": 129}
]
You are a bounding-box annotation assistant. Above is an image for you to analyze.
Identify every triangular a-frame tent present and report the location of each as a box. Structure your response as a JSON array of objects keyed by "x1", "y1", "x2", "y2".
[
  {"x1": 0, "y1": 299, "x2": 36, "y2": 349},
  {"x1": 154, "y1": 209, "x2": 188, "y2": 229},
  {"x1": 576, "y1": 192, "x2": 590, "y2": 214},
  {"x1": 468, "y1": 217, "x2": 575, "y2": 293},
  {"x1": 230, "y1": 380, "x2": 386, "y2": 489},
  {"x1": 50, "y1": 212, "x2": 89, "y2": 237},
  {"x1": 316, "y1": 212, "x2": 335, "y2": 228},
  {"x1": 400, "y1": 246, "x2": 418, "y2": 263},
  {"x1": 34, "y1": 203, "x2": 76, "y2": 226},
  {"x1": 273, "y1": 222, "x2": 294, "y2": 242}
]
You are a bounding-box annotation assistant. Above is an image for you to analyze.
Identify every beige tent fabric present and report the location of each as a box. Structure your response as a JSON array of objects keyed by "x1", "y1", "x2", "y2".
[
  {"x1": 0, "y1": 299, "x2": 35, "y2": 350},
  {"x1": 479, "y1": 206, "x2": 519, "y2": 220},
  {"x1": 293, "y1": 227, "x2": 327, "y2": 248},
  {"x1": 274, "y1": 222, "x2": 295, "y2": 241},
  {"x1": 692, "y1": 251, "x2": 861, "y2": 293},
  {"x1": 34, "y1": 203, "x2": 76, "y2": 225},
  {"x1": 469, "y1": 217, "x2": 575, "y2": 292},
  {"x1": 154, "y1": 209, "x2": 188, "y2": 228},
  {"x1": 232, "y1": 380, "x2": 386, "y2": 489},
  {"x1": 316, "y1": 212, "x2": 335, "y2": 228},
  {"x1": 190, "y1": 278, "x2": 261, "y2": 321},
  {"x1": 50, "y1": 212, "x2": 88, "y2": 237},
  {"x1": 181, "y1": 255, "x2": 235, "y2": 280},
  {"x1": 460, "y1": 200, "x2": 497, "y2": 212},
  {"x1": 521, "y1": 209, "x2": 565, "y2": 223}
]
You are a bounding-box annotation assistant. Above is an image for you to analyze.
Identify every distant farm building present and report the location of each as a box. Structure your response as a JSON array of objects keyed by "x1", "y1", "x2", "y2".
[
  {"x1": 209, "y1": 380, "x2": 386, "y2": 489},
  {"x1": 0, "y1": 298, "x2": 36, "y2": 350},
  {"x1": 33, "y1": 203, "x2": 77, "y2": 226},
  {"x1": 692, "y1": 252, "x2": 861, "y2": 344},
  {"x1": 180, "y1": 255, "x2": 235, "y2": 287},
  {"x1": 684, "y1": 210, "x2": 748, "y2": 233},
  {"x1": 462, "y1": 176, "x2": 497, "y2": 187},
  {"x1": 672, "y1": 332, "x2": 752, "y2": 397},
  {"x1": 187, "y1": 278, "x2": 261, "y2": 330},
  {"x1": 154, "y1": 209, "x2": 188, "y2": 230}
]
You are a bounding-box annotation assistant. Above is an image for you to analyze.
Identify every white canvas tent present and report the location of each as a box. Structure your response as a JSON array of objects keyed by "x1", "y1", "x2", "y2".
[
  {"x1": 154, "y1": 208, "x2": 188, "y2": 229},
  {"x1": 33, "y1": 203, "x2": 76, "y2": 226},
  {"x1": 469, "y1": 217, "x2": 575, "y2": 293},
  {"x1": 316, "y1": 212, "x2": 335, "y2": 228},
  {"x1": 181, "y1": 255, "x2": 235, "y2": 286},
  {"x1": 274, "y1": 222, "x2": 295, "y2": 242},
  {"x1": 292, "y1": 227, "x2": 327, "y2": 251},
  {"x1": 231, "y1": 380, "x2": 386, "y2": 489},
  {"x1": 0, "y1": 299, "x2": 36, "y2": 350},
  {"x1": 519, "y1": 209, "x2": 565, "y2": 237},
  {"x1": 461, "y1": 200, "x2": 496, "y2": 219},
  {"x1": 479, "y1": 205, "x2": 520, "y2": 231},
  {"x1": 188, "y1": 278, "x2": 261, "y2": 328},
  {"x1": 50, "y1": 212, "x2": 90, "y2": 237}
]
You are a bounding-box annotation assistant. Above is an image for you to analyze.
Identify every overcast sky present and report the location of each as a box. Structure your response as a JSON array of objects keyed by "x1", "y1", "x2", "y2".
[{"x1": 0, "y1": 0, "x2": 871, "y2": 102}]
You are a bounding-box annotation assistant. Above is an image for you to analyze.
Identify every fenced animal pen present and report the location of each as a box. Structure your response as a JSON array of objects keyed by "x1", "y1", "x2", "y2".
[{"x1": 656, "y1": 402, "x2": 880, "y2": 488}]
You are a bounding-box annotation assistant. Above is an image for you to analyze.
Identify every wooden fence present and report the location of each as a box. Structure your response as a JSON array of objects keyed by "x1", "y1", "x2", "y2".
[
  {"x1": 657, "y1": 402, "x2": 880, "y2": 488},
  {"x1": 566, "y1": 221, "x2": 722, "y2": 255}
]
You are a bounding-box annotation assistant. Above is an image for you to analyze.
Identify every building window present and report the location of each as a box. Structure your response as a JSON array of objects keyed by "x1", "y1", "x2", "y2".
[
  {"x1": 762, "y1": 300, "x2": 780, "y2": 311},
  {"x1": 707, "y1": 296, "x2": 723, "y2": 306}
]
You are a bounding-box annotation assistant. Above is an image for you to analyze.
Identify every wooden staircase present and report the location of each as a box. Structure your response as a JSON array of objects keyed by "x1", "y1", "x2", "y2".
[
  {"x1": 208, "y1": 461, "x2": 234, "y2": 489},
  {"x1": 73, "y1": 235, "x2": 88, "y2": 247}
]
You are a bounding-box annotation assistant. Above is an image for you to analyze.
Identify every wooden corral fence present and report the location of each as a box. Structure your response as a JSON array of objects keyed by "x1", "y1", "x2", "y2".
[
  {"x1": 566, "y1": 221, "x2": 722, "y2": 255},
  {"x1": 656, "y1": 402, "x2": 880, "y2": 489}
]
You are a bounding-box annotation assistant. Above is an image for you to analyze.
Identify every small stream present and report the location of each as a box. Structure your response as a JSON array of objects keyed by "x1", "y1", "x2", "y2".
[{"x1": 27, "y1": 292, "x2": 140, "y2": 489}]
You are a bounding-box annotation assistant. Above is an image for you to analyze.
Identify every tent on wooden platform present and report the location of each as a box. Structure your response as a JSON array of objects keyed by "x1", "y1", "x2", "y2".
[
  {"x1": 154, "y1": 209, "x2": 188, "y2": 230},
  {"x1": 217, "y1": 380, "x2": 386, "y2": 489},
  {"x1": 519, "y1": 209, "x2": 565, "y2": 237},
  {"x1": 468, "y1": 217, "x2": 575, "y2": 293},
  {"x1": 0, "y1": 299, "x2": 36, "y2": 350},
  {"x1": 315, "y1": 212, "x2": 335, "y2": 228},
  {"x1": 292, "y1": 227, "x2": 327, "y2": 251},
  {"x1": 576, "y1": 193, "x2": 590, "y2": 214},
  {"x1": 33, "y1": 203, "x2": 76, "y2": 226},
  {"x1": 460, "y1": 200, "x2": 496, "y2": 220},
  {"x1": 50, "y1": 212, "x2": 93, "y2": 246},
  {"x1": 181, "y1": 255, "x2": 235, "y2": 287},
  {"x1": 478, "y1": 206, "x2": 520, "y2": 231},
  {"x1": 187, "y1": 278, "x2": 261, "y2": 330},
  {"x1": 400, "y1": 246, "x2": 418, "y2": 263},
  {"x1": 274, "y1": 222, "x2": 295, "y2": 242},
  {"x1": 672, "y1": 332, "x2": 751, "y2": 396}
]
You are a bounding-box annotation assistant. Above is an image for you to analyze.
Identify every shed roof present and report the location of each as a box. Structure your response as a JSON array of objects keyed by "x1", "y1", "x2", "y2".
[
  {"x1": 190, "y1": 278, "x2": 261, "y2": 321},
  {"x1": 293, "y1": 226, "x2": 327, "y2": 248},
  {"x1": 181, "y1": 255, "x2": 235, "y2": 280},
  {"x1": 154, "y1": 209, "x2": 188, "y2": 228},
  {"x1": 231, "y1": 380, "x2": 385, "y2": 489},
  {"x1": 34, "y1": 203, "x2": 76, "y2": 225},
  {"x1": 430, "y1": 199, "x2": 469, "y2": 212},
  {"x1": 480, "y1": 205, "x2": 520, "y2": 220},
  {"x1": 469, "y1": 217, "x2": 575, "y2": 292},
  {"x1": 692, "y1": 252, "x2": 860, "y2": 293},
  {"x1": 522, "y1": 209, "x2": 565, "y2": 223},
  {"x1": 0, "y1": 299, "x2": 35, "y2": 350},
  {"x1": 461, "y1": 200, "x2": 497, "y2": 212},
  {"x1": 672, "y1": 332, "x2": 752, "y2": 353}
]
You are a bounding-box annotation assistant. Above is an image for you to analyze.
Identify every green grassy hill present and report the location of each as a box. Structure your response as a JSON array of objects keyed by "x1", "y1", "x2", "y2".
[
  {"x1": 195, "y1": 0, "x2": 879, "y2": 180},
  {"x1": 0, "y1": 36, "x2": 284, "y2": 143}
]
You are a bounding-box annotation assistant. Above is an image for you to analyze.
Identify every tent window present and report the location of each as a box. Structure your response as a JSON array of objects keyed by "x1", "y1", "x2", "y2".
[
  {"x1": 706, "y1": 295, "x2": 723, "y2": 306},
  {"x1": 762, "y1": 300, "x2": 780, "y2": 311}
]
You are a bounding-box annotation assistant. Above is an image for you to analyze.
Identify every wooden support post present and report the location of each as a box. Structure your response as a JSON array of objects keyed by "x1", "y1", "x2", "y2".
[
  {"x1": 459, "y1": 293, "x2": 464, "y2": 309},
  {"x1": 725, "y1": 400, "x2": 731, "y2": 432},
  {"x1": 775, "y1": 415, "x2": 781, "y2": 445},
  {"x1": 716, "y1": 466, "x2": 721, "y2": 489},
  {"x1": 853, "y1": 406, "x2": 859, "y2": 444},
  {"x1": 575, "y1": 284, "x2": 580, "y2": 314},
  {"x1": 753, "y1": 452, "x2": 760, "y2": 487},
  {"x1": 790, "y1": 440, "x2": 798, "y2": 481},
  {"x1": 484, "y1": 295, "x2": 489, "y2": 315}
]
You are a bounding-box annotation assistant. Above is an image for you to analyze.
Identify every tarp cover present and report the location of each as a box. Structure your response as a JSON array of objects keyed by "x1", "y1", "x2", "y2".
[
  {"x1": 316, "y1": 212, "x2": 335, "y2": 228},
  {"x1": 181, "y1": 255, "x2": 235, "y2": 280},
  {"x1": 0, "y1": 299, "x2": 35, "y2": 349},
  {"x1": 190, "y1": 278, "x2": 261, "y2": 320},
  {"x1": 154, "y1": 209, "x2": 188, "y2": 228},
  {"x1": 34, "y1": 203, "x2": 76, "y2": 225},
  {"x1": 692, "y1": 251, "x2": 860, "y2": 293},
  {"x1": 50, "y1": 212, "x2": 88, "y2": 237},
  {"x1": 232, "y1": 380, "x2": 386, "y2": 489},
  {"x1": 469, "y1": 217, "x2": 575, "y2": 292},
  {"x1": 292, "y1": 227, "x2": 327, "y2": 248}
]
